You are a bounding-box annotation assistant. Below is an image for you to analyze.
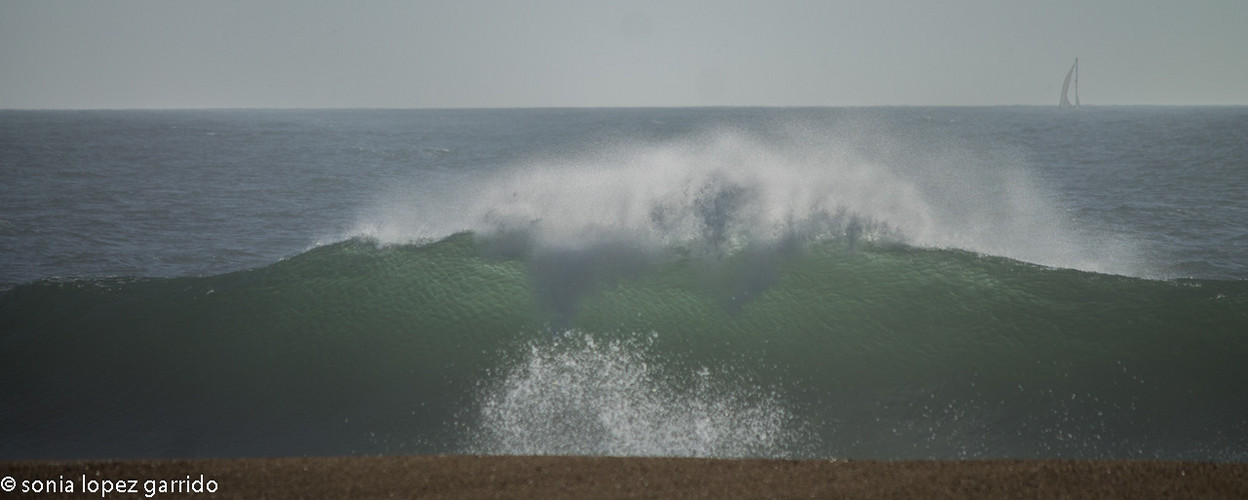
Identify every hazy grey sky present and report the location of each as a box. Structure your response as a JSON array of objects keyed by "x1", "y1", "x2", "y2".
[{"x1": 2, "y1": 0, "x2": 1245, "y2": 108}]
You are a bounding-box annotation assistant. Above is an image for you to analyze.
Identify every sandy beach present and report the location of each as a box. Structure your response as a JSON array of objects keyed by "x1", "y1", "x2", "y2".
[{"x1": 3, "y1": 455, "x2": 1246, "y2": 499}]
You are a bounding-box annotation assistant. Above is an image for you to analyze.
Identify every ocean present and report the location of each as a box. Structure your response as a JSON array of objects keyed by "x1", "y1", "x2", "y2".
[{"x1": 2, "y1": 107, "x2": 1246, "y2": 461}]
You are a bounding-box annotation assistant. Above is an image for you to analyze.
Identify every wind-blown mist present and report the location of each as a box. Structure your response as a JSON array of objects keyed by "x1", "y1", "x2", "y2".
[{"x1": 355, "y1": 125, "x2": 1146, "y2": 277}]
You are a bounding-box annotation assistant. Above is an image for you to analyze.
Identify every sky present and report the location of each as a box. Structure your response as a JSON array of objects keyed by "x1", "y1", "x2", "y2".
[{"x1": 1, "y1": 0, "x2": 1245, "y2": 109}]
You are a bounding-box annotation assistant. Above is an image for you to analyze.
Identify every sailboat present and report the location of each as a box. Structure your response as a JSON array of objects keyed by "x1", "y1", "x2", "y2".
[{"x1": 1060, "y1": 58, "x2": 1081, "y2": 109}]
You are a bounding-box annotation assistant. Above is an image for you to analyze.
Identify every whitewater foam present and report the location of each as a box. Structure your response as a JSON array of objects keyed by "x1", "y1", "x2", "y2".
[{"x1": 466, "y1": 332, "x2": 810, "y2": 458}]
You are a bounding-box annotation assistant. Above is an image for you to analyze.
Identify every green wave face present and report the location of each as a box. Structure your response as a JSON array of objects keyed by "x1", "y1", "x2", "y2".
[{"x1": 3, "y1": 234, "x2": 1247, "y2": 460}]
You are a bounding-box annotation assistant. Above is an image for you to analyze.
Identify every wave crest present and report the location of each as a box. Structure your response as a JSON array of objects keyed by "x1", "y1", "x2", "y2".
[{"x1": 355, "y1": 124, "x2": 1148, "y2": 276}]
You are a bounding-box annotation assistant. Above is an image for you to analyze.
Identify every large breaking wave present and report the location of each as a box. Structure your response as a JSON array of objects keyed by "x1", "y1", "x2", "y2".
[{"x1": 4, "y1": 122, "x2": 1244, "y2": 461}]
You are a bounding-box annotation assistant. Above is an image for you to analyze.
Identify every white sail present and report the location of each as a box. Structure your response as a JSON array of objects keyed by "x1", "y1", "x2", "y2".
[{"x1": 1060, "y1": 58, "x2": 1080, "y2": 109}]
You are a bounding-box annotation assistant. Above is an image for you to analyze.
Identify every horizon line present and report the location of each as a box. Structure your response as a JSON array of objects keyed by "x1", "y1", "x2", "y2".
[{"x1": 4, "y1": 103, "x2": 1247, "y2": 112}]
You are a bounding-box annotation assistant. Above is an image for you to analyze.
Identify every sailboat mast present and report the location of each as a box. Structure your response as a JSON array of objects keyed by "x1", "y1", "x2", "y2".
[{"x1": 1074, "y1": 58, "x2": 1080, "y2": 107}]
